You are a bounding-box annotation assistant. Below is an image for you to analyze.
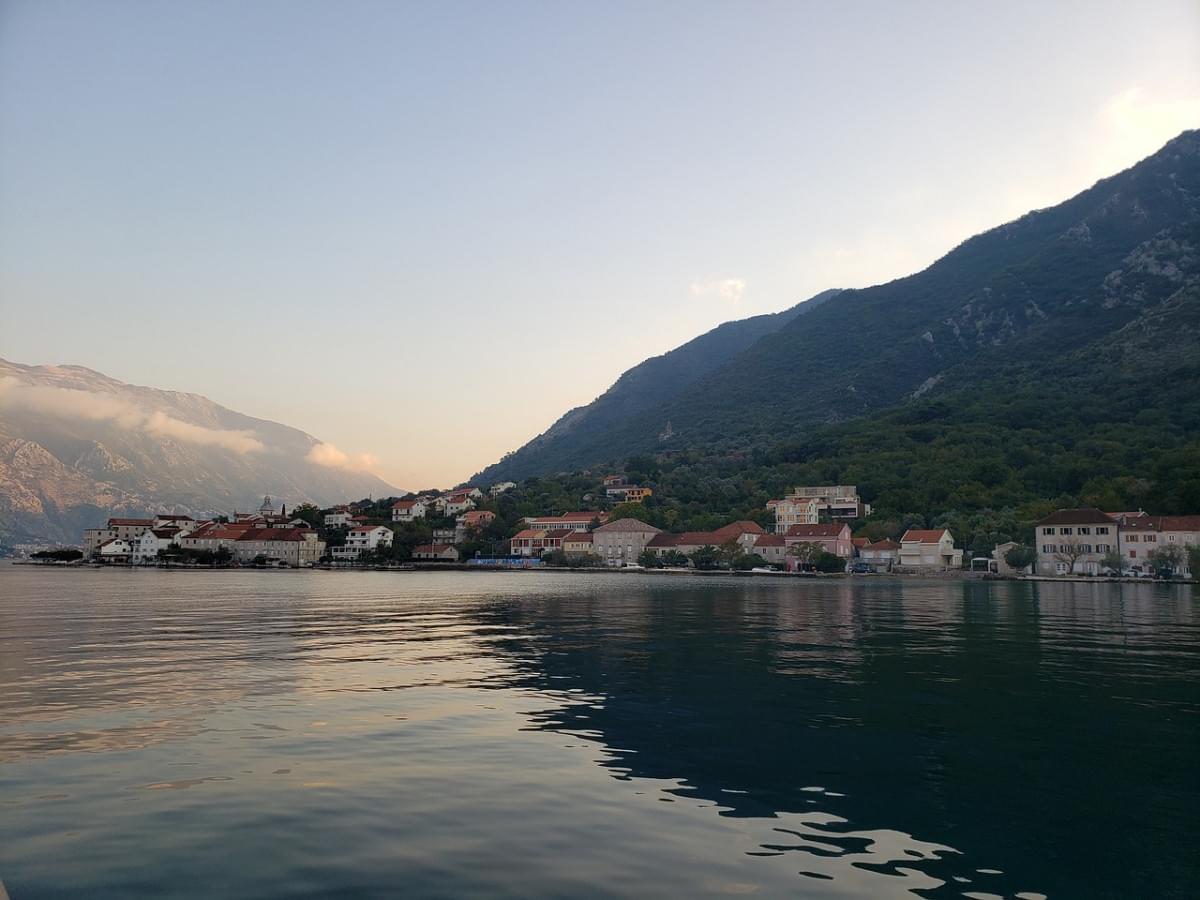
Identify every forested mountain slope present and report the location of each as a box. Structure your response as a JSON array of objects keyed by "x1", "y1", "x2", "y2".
[
  {"x1": 480, "y1": 130, "x2": 1200, "y2": 481},
  {"x1": 474, "y1": 289, "x2": 839, "y2": 482}
]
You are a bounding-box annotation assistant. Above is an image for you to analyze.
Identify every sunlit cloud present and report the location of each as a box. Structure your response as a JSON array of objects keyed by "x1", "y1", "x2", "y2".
[
  {"x1": 690, "y1": 278, "x2": 746, "y2": 305},
  {"x1": 306, "y1": 441, "x2": 379, "y2": 472},
  {"x1": 0, "y1": 376, "x2": 263, "y2": 453}
]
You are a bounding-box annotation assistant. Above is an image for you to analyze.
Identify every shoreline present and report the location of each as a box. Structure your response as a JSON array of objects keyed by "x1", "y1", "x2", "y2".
[{"x1": 6, "y1": 560, "x2": 1196, "y2": 585}]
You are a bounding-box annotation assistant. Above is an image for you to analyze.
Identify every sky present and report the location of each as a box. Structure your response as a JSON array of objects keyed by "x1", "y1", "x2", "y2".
[{"x1": 1, "y1": 0, "x2": 1198, "y2": 490}]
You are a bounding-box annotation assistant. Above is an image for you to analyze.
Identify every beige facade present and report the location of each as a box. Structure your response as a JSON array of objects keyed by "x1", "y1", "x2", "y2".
[
  {"x1": 899, "y1": 529, "x2": 963, "y2": 570},
  {"x1": 1035, "y1": 509, "x2": 1116, "y2": 575},
  {"x1": 592, "y1": 518, "x2": 662, "y2": 566}
]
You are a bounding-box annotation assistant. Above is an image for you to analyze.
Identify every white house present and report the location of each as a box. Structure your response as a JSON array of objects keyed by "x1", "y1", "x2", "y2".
[
  {"x1": 489, "y1": 482, "x2": 516, "y2": 496},
  {"x1": 325, "y1": 508, "x2": 355, "y2": 528},
  {"x1": 97, "y1": 538, "x2": 133, "y2": 562},
  {"x1": 1035, "y1": 508, "x2": 1117, "y2": 575},
  {"x1": 391, "y1": 498, "x2": 428, "y2": 522},
  {"x1": 133, "y1": 527, "x2": 184, "y2": 565},
  {"x1": 443, "y1": 496, "x2": 476, "y2": 516},
  {"x1": 899, "y1": 529, "x2": 963, "y2": 571},
  {"x1": 332, "y1": 525, "x2": 392, "y2": 561}
]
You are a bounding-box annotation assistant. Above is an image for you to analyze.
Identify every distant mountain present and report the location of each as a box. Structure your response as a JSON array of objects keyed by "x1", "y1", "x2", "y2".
[
  {"x1": 0, "y1": 360, "x2": 398, "y2": 545},
  {"x1": 475, "y1": 289, "x2": 840, "y2": 482},
  {"x1": 478, "y1": 130, "x2": 1200, "y2": 480}
]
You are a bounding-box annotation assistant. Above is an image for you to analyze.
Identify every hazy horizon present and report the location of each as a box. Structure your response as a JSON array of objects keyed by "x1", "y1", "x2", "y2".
[{"x1": 2, "y1": 0, "x2": 1198, "y2": 488}]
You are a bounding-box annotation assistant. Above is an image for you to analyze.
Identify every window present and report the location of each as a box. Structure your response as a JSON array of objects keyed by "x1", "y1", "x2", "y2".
[
  {"x1": 1097, "y1": 527, "x2": 1109, "y2": 535},
  {"x1": 1146, "y1": 534, "x2": 1156, "y2": 542},
  {"x1": 1080, "y1": 527, "x2": 1090, "y2": 535},
  {"x1": 1061, "y1": 527, "x2": 1073, "y2": 535},
  {"x1": 1044, "y1": 527, "x2": 1056, "y2": 535},
  {"x1": 1127, "y1": 535, "x2": 1138, "y2": 542},
  {"x1": 1129, "y1": 550, "x2": 1137, "y2": 558},
  {"x1": 1169, "y1": 535, "x2": 1176, "y2": 542},
  {"x1": 1041, "y1": 545, "x2": 1053, "y2": 553}
]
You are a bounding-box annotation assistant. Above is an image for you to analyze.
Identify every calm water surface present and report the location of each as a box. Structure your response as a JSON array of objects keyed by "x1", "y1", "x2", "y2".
[{"x1": 1, "y1": 566, "x2": 1197, "y2": 899}]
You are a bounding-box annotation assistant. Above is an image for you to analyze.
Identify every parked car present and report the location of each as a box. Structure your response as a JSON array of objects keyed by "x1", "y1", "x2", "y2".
[{"x1": 849, "y1": 562, "x2": 872, "y2": 574}]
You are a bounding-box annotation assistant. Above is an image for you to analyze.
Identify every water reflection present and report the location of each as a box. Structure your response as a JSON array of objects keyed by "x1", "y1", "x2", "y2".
[
  {"x1": 471, "y1": 577, "x2": 1200, "y2": 899},
  {"x1": 0, "y1": 568, "x2": 1196, "y2": 899}
]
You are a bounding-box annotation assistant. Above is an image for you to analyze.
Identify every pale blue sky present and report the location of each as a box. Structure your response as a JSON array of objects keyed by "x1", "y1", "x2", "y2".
[{"x1": 2, "y1": 0, "x2": 1198, "y2": 488}]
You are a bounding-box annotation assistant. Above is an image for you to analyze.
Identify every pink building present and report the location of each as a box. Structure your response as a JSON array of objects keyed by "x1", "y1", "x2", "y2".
[{"x1": 783, "y1": 523, "x2": 853, "y2": 570}]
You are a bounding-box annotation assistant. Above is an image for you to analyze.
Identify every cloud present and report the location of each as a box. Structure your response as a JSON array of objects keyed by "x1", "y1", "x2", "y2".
[
  {"x1": 0, "y1": 376, "x2": 264, "y2": 453},
  {"x1": 306, "y1": 442, "x2": 378, "y2": 472},
  {"x1": 689, "y1": 278, "x2": 746, "y2": 305}
]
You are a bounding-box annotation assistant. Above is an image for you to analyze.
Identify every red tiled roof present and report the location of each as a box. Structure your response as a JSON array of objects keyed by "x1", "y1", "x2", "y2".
[
  {"x1": 1159, "y1": 516, "x2": 1200, "y2": 532},
  {"x1": 1120, "y1": 517, "x2": 1161, "y2": 532},
  {"x1": 158, "y1": 514, "x2": 194, "y2": 520},
  {"x1": 786, "y1": 524, "x2": 848, "y2": 538},
  {"x1": 511, "y1": 529, "x2": 546, "y2": 540},
  {"x1": 712, "y1": 521, "x2": 764, "y2": 537},
  {"x1": 593, "y1": 518, "x2": 661, "y2": 533},
  {"x1": 901, "y1": 529, "x2": 950, "y2": 543},
  {"x1": 852, "y1": 538, "x2": 870, "y2": 548},
  {"x1": 349, "y1": 525, "x2": 385, "y2": 533},
  {"x1": 1035, "y1": 508, "x2": 1113, "y2": 526},
  {"x1": 867, "y1": 539, "x2": 901, "y2": 550},
  {"x1": 236, "y1": 528, "x2": 316, "y2": 543},
  {"x1": 563, "y1": 531, "x2": 592, "y2": 543},
  {"x1": 754, "y1": 534, "x2": 786, "y2": 547},
  {"x1": 391, "y1": 499, "x2": 419, "y2": 509},
  {"x1": 108, "y1": 517, "x2": 154, "y2": 527}
]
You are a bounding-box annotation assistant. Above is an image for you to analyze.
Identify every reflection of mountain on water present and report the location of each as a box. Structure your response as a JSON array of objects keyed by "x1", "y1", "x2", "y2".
[{"x1": 473, "y1": 578, "x2": 1200, "y2": 900}]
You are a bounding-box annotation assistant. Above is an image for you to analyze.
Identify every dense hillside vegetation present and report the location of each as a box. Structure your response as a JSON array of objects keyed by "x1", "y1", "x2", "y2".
[
  {"x1": 469, "y1": 130, "x2": 1200, "y2": 555},
  {"x1": 475, "y1": 289, "x2": 840, "y2": 481},
  {"x1": 478, "y1": 130, "x2": 1200, "y2": 485}
]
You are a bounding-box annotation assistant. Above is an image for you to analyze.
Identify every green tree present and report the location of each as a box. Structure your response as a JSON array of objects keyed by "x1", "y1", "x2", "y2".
[
  {"x1": 813, "y1": 551, "x2": 845, "y2": 573},
  {"x1": 1100, "y1": 549, "x2": 1124, "y2": 574},
  {"x1": 787, "y1": 542, "x2": 821, "y2": 571},
  {"x1": 661, "y1": 549, "x2": 690, "y2": 567},
  {"x1": 1004, "y1": 544, "x2": 1037, "y2": 572},
  {"x1": 290, "y1": 503, "x2": 322, "y2": 528},
  {"x1": 732, "y1": 552, "x2": 767, "y2": 571},
  {"x1": 689, "y1": 545, "x2": 721, "y2": 570},
  {"x1": 637, "y1": 549, "x2": 660, "y2": 568},
  {"x1": 1149, "y1": 544, "x2": 1184, "y2": 575}
]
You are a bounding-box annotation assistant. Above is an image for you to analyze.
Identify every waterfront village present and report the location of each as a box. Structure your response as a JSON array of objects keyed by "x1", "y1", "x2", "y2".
[{"x1": 33, "y1": 478, "x2": 1198, "y2": 581}]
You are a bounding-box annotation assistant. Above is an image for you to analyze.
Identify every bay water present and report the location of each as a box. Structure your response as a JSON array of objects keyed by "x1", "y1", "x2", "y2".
[{"x1": 1, "y1": 567, "x2": 1197, "y2": 898}]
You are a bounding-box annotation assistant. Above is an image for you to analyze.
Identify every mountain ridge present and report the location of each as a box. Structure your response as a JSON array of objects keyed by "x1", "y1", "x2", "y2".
[
  {"x1": 0, "y1": 358, "x2": 399, "y2": 545},
  {"x1": 477, "y1": 129, "x2": 1200, "y2": 482}
]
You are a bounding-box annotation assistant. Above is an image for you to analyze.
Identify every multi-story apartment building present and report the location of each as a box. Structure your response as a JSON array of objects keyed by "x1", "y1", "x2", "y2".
[
  {"x1": 83, "y1": 517, "x2": 156, "y2": 556},
  {"x1": 591, "y1": 518, "x2": 662, "y2": 566},
  {"x1": 767, "y1": 486, "x2": 872, "y2": 534},
  {"x1": 768, "y1": 496, "x2": 820, "y2": 533},
  {"x1": 331, "y1": 525, "x2": 392, "y2": 561},
  {"x1": 1035, "y1": 508, "x2": 1117, "y2": 575}
]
